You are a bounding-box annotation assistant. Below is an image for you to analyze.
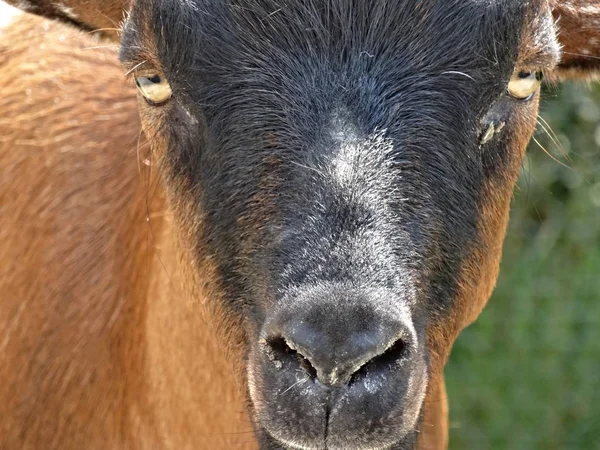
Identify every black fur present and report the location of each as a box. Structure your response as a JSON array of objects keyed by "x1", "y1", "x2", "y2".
[{"x1": 120, "y1": 1, "x2": 559, "y2": 448}]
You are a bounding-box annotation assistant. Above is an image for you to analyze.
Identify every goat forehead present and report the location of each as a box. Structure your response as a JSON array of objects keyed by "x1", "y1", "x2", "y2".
[
  {"x1": 161, "y1": 0, "x2": 529, "y2": 22},
  {"x1": 127, "y1": 0, "x2": 532, "y2": 64},
  {"x1": 121, "y1": 0, "x2": 543, "y2": 131}
]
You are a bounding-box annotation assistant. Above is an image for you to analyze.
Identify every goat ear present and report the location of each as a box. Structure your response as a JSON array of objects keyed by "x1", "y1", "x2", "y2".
[
  {"x1": 551, "y1": 1, "x2": 600, "y2": 79},
  {"x1": 3, "y1": 0, "x2": 129, "y2": 40}
]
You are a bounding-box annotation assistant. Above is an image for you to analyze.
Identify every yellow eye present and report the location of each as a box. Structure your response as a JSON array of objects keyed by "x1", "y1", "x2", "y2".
[
  {"x1": 134, "y1": 70, "x2": 172, "y2": 105},
  {"x1": 507, "y1": 70, "x2": 543, "y2": 100}
]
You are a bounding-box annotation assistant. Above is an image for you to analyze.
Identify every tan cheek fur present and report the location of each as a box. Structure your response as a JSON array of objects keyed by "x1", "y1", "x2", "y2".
[
  {"x1": 417, "y1": 94, "x2": 540, "y2": 449},
  {"x1": 0, "y1": 14, "x2": 253, "y2": 450}
]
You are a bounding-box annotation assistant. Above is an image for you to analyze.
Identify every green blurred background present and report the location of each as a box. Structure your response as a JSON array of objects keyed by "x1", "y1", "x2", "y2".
[{"x1": 447, "y1": 84, "x2": 600, "y2": 449}]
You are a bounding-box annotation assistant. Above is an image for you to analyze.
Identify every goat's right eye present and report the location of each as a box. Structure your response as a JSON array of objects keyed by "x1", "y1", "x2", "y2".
[
  {"x1": 507, "y1": 70, "x2": 543, "y2": 101},
  {"x1": 134, "y1": 70, "x2": 172, "y2": 105}
]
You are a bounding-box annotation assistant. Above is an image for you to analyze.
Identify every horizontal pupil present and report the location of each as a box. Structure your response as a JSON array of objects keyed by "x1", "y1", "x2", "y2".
[
  {"x1": 518, "y1": 71, "x2": 533, "y2": 79},
  {"x1": 148, "y1": 74, "x2": 161, "y2": 83}
]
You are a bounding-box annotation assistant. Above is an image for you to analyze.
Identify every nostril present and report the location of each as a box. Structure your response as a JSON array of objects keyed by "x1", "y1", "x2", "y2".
[
  {"x1": 265, "y1": 336, "x2": 318, "y2": 379},
  {"x1": 349, "y1": 338, "x2": 409, "y2": 385}
]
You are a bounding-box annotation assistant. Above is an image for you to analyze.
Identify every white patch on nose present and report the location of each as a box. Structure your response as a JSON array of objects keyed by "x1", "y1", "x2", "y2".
[
  {"x1": 327, "y1": 110, "x2": 398, "y2": 211},
  {"x1": 329, "y1": 110, "x2": 361, "y2": 181},
  {"x1": 330, "y1": 133, "x2": 392, "y2": 184},
  {"x1": 330, "y1": 144, "x2": 357, "y2": 188},
  {"x1": 329, "y1": 109, "x2": 360, "y2": 142},
  {"x1": 0, "y1": 3, "x2": 23, "y2": 30},
  {"x1": 329, "y1": 110, "x2": 361, "y2": 185}
]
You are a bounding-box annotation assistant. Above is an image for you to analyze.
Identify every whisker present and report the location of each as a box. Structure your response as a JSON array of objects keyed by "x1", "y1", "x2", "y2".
[
  {"x1": 531, "y1": 136, "x2": 571, "y2": 170},
  {"x1": 125, "y1": 60, "x2": 148, "y2": 77},
  {"x1": 82, "y1": 45, "x2": 121, "y2": 50},
  {"x1": 289, "y1": 160, "x2": 326, "y2": 178},
  {"x1": 535, "y1": 116, "x2": 572, "y2": 164},
  {"x1": 136, "y1": 127, "x2": 146, "y2": 175},
  {"x1": 86, "y1": 27, "x2": 122, "y2": 34},
  {"x1": 562, "y1": 51, "x2": 600, "y2": 61},
  {"x1": 441, "y1": 70, "x2": 475, "y2": 81},
  {"x1": 279, "y1": 376, "x2": 310, "y2": 396}
]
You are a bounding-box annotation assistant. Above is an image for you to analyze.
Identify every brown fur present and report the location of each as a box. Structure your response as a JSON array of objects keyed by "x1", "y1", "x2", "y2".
[
  {"x1": 415, "y1": 10, "x2": 552, "y2": 445},
  {"x1": 0, "y1": 13, "x2": 253, "y2": 450},
  {"x1": 414, "y1": 74, "x2": 541, "y2": 450}
]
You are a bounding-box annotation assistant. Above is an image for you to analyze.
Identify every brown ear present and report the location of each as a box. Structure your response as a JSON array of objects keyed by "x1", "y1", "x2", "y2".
[
  {"x1": 3, "y1": 0, "x2": 129, "y2": 40},
  {"x1": 552, "y1": 1, "x2": 600, "y2": 79}
]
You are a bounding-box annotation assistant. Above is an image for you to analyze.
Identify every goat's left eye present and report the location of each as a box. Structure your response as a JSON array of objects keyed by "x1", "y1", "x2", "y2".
[
  {"x1": 507, "y1": 70, "x2": 543, "y2": 100},
  {"x1": 134, "y1": 70, "x2": 172, "y2": 105}
]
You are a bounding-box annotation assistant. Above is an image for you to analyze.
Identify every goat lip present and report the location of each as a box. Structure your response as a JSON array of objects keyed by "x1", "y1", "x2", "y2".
[
  {"x1": 256, "y1": 397, "x2": 418, "y2": 450},
  {"x1": 261, "y1": 429, "x2": 412, "y2": 450}
]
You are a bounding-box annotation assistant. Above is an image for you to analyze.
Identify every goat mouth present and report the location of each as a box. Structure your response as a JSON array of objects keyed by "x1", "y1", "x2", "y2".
[
  {"x1": 256, "y1": 399, "x2": 421, "y2": 450},
  {"x1": 261, "y1": 429, "x2": 417, "y2": 450}
]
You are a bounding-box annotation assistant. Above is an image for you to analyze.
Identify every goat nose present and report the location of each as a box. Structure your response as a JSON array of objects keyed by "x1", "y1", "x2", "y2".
[{"x1": 263, "y1": 305, "x2": 415, "y2": 387}]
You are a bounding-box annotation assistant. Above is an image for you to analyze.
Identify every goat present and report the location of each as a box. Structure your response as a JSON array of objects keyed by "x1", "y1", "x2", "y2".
[{"x1": 1, "y1": 1, "x2": 599, "y2": 449}]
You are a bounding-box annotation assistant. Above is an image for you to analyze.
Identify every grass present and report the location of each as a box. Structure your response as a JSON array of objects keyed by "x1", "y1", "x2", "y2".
[{"x1": 446, "y1": 83, "x2": 600, "y2": 449}]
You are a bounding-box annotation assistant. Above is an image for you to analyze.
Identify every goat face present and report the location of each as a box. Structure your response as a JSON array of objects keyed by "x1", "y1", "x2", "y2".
[{"x1": 119, "y1": 1, "x2": 557, "y2": 448}]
